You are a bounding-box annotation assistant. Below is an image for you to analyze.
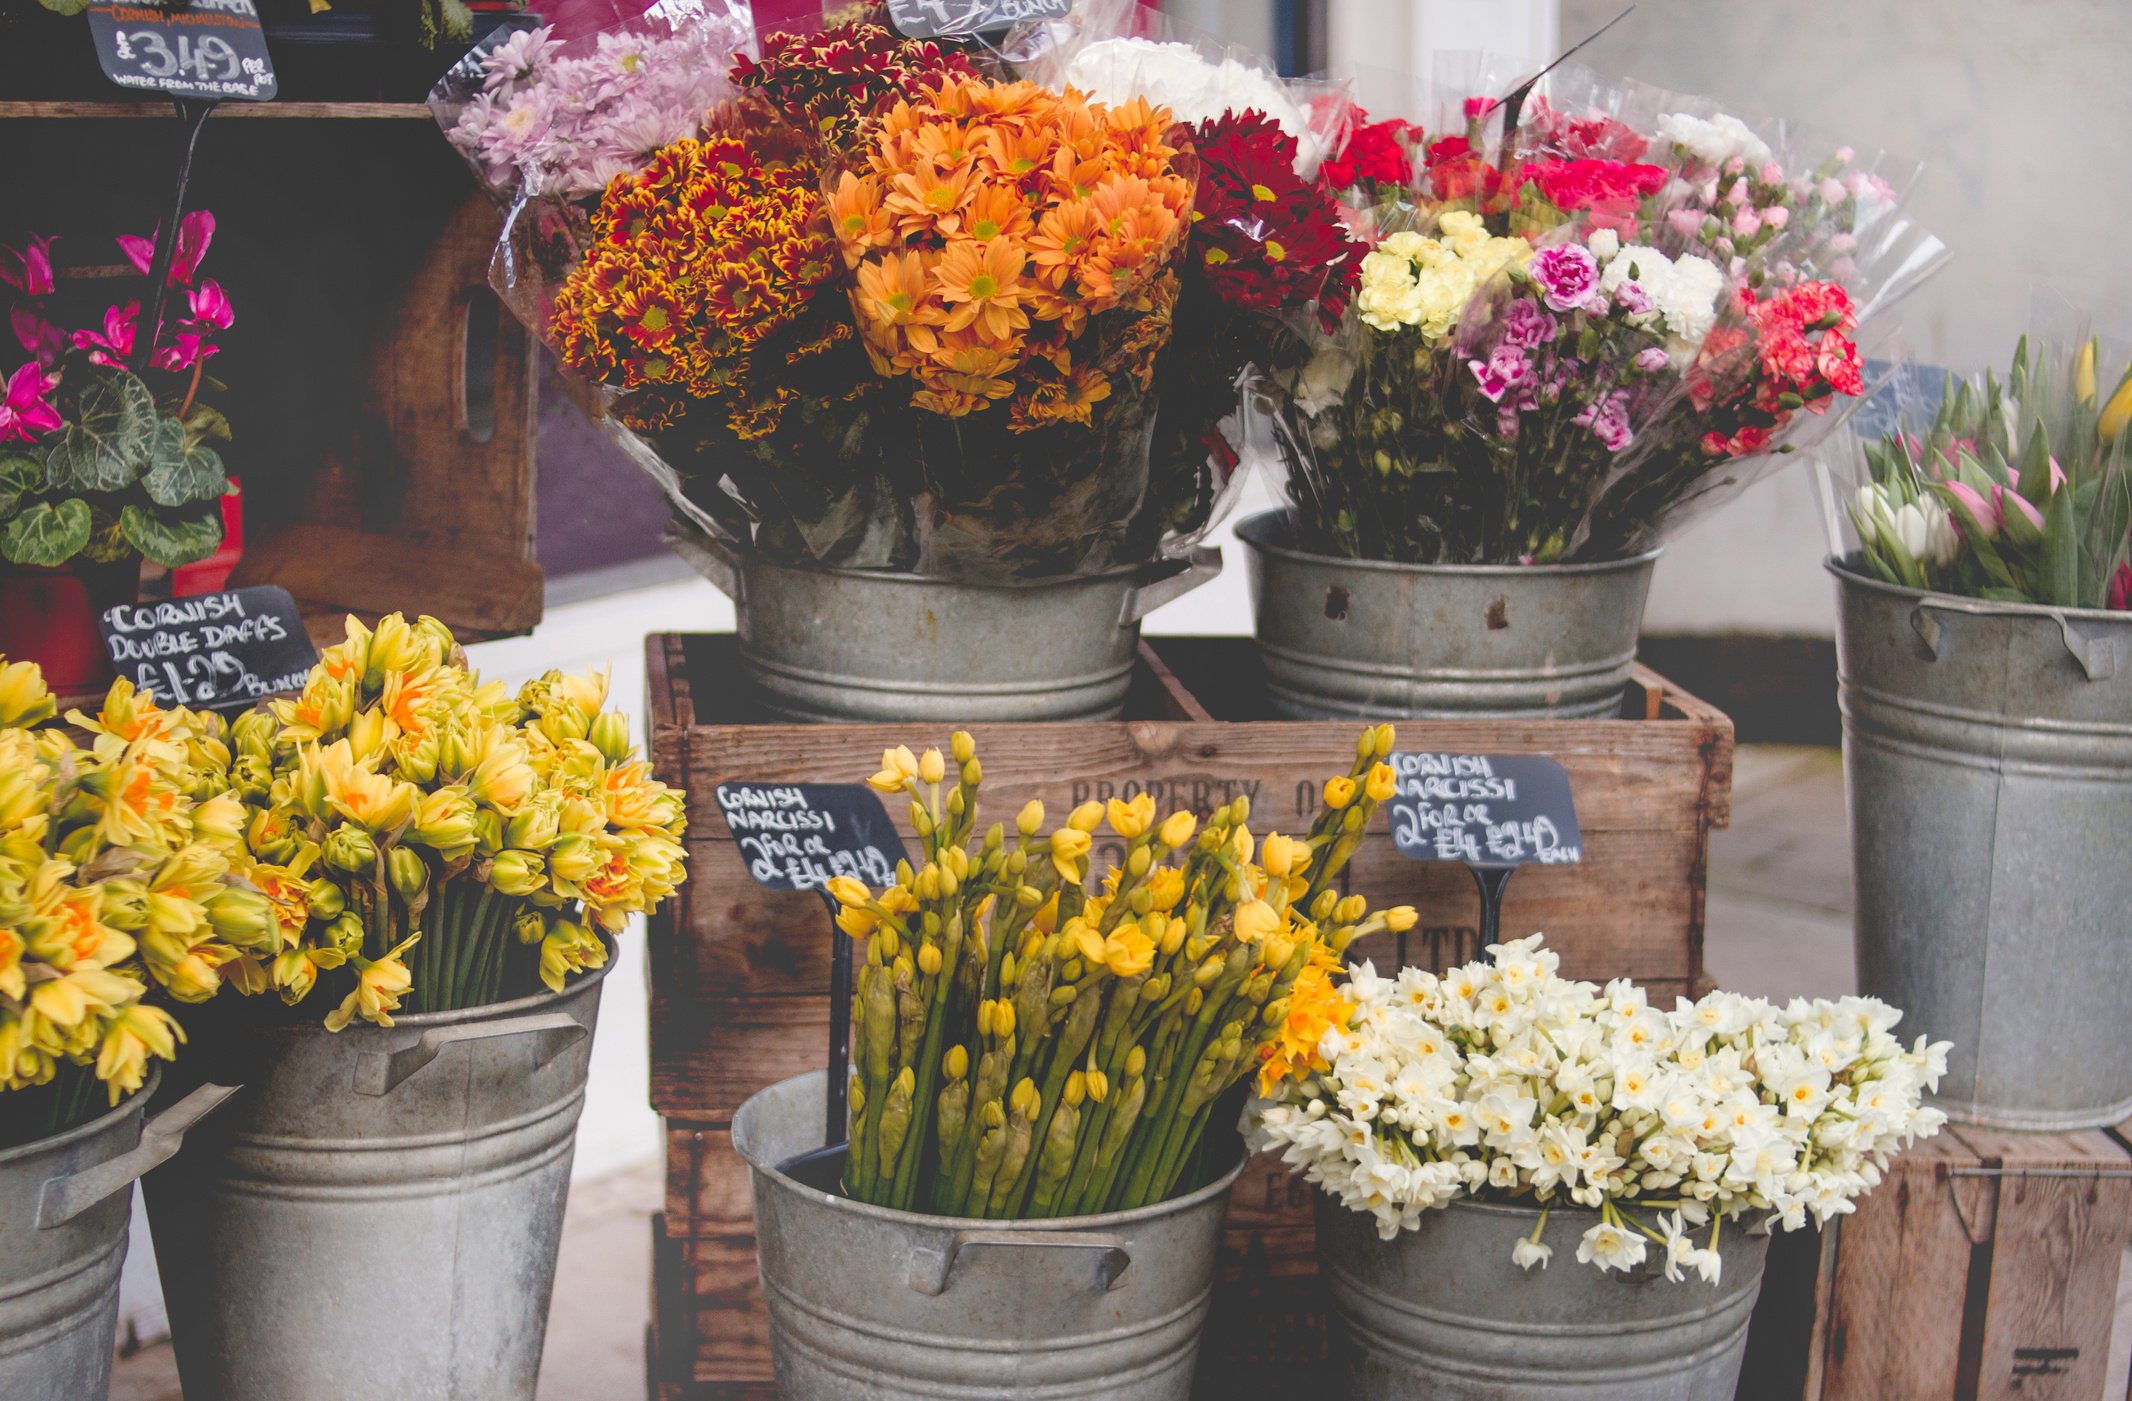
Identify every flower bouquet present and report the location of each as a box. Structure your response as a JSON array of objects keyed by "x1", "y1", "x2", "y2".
[
  {"x1": 1831, "y1": 328, "x2": 2132, "y2": 1130},
  {"x1": 1249, "y1": 935, "x2": 1948, "y2": 1397},
  {"x1": 0, "y1": 217, "x2": 238, "y2": 689}
]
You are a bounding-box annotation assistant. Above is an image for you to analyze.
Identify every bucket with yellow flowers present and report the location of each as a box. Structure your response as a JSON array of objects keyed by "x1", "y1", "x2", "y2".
[
  {"x1": 729, "y1": 725, "x2": 1414, "y2": 1401},
  {"x1": 0, "y1": 658, "x2": 244, "y2": 1401},
  {"x1": 134, "y1": 613, "x2": 687, "y2": 1401}
]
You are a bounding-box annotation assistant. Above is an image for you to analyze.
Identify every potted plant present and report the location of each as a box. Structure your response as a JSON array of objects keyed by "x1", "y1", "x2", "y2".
[
  {"x1": 1837, "y1": 334, "x2": 2132, "y2": 1127},
  {"x1": 1250, "y1": 935, "x2": 1950, "y2": 1400},
  {"x1": 432, "y1": 7, "x2": 1354, "y2": 721},
  {"x1": 0, "y1": 218, "x2": 236, "y2": 695},
  {"x1": 1241, "y1": 76, "x2": 1944, "y2": 718},
  {"x1": 731, "y1": 728, "x2": 1418, "y2": 1399},
  {"x1": 140, "y1": 612, "x2": 688, "y2": 1401},
  {"x1": 0, "y1": 660, "x2": 244, "y2": 1401}
]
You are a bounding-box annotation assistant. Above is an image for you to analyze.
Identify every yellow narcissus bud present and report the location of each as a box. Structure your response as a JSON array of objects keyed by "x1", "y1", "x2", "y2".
[
  {"x1": 917, "y1": 748, "x2": 946, "y2": 785},
  {"x1": 826, "y1": 875, "x2": 871, "y2": 908},
  {"x1": 1232, "y1": 826, "x2": 1255, "y2": 865},
  {"x1": 1125, "y1": 1046, "x2": 1147, "y2": 1079},
  {"x1": 0, "y1": 658, "x2": 55, "y2": 728},
  {"x1": 1157, "y1": 811, "x2": 1196, "y2": 849},
  {"x1": 1373, "y1": 724, "x2": 1396, "y2": 757},
  {"x1": 323, "y1": 825, "x2": 377, "y2": 874},
  {"x1": 194, "y1": 794, "x2": 246, "y2": 844},
  {"x1": 1106, "y1": 794, "x2": 1156, "y2": 840},
  {"x1": 1067, "y1": 801, "x2": 1103, "y2": 833},
  {"x1": 951, "y1": 731, "x2": 976, "y2": 764},
  {"x1": 938, "y1": 864, "x2": 959, "y2": 898},
  {"x1": 868, "y1": 745, "x2": 919, "y2": 793},
  {"x1": 992, "y1": 1000, "x2": 1016, "y2": 1040},
  {"x1": 305, "y1": 878, "x2": 345, "y2": 921},
  {"x1": 836, "y1": 903, "x2": 877, "y2": 939},
  {"x1": 961, "y1": 758, "x2": 981, "y2": 788},
  {"x1": 910, "y1": 802, "x2": 933, "y2": 838},
  {"x1": 1064, "y1": 1071, "x2": 1087, "y2": 1107},
  {"x1": 589, "y1": 711, "x2": 633, "y2": 765},
  {"x1": 1235, "y1": 900, "x2": 1280, "y2": 944},
  {"x1": 1084, "y1": 1069, "x2": 1109, "y2": 1103},
  {"x1": 1322, "y1": 775, "x2": 1357, "y2": 809},
  {"x1": 917, "y1": 941, "x2": 942, "y2": 976},
  {"x1": 1185, "y1": 987, "x2": 1204, "y2": 1015},
  {"x1": 1010, "y1": 1077, "x2": 1040, "y2": 1119},
  {"x1": 1334, "y1": 894, "x2": 1368, "y2": 924},
  {"x1": 388, "y1": 847, "x2": 429, "y2": 903},
  {"x1": 1232, "y1": 794, "x2": 1251, "y2": 823},
  {"x1": 1366, "y1": 763, "x2": 1397, "y2": 802},
  {"x1": 326, "y1": 913, "x2": 364, "y2": 956},
  {"x1": 914, "y1": 865, "x2": 940, "y2": 901},
  {"x1": 977, "y1": 999, "x2": 994, "y2": 1036},
  {"x1": 1050, "y1": 828, "x2": 1091, "y2": 884},
  {"x1": 1384, "y1": 905, "x2": 1419, "y2": 932},
  {"x1": 944, "y1": 1044, "x2": 969, "y2": 1080},
  {"x1": 206, "y1": 887, "x2": 275, "y2": 951},
  {"x1": 1261, "y1": 833, "x2": 1304, "y2": 880},
  {"x1": 1158, "y1": 915, "x2": 1185, "y2": 956},
  {"x1": 489, "y1": 850, "x2": 546, "y2": 898},
  {"x1": 999, "y1": 952, "x2": 1017, "y2": 987},
  {"x1": 515, "y1": 909, "x2": 548, "y2": 945},
  {"x1": 1262, "y1": 933, "x2": 1294, "y2": 972},
  {"x1": 1126, "y1": 846, "x2": 1151, "y2": 879},
  {"x1": 1016, "y1": 800, "x2": 1044, "y2": 836}
]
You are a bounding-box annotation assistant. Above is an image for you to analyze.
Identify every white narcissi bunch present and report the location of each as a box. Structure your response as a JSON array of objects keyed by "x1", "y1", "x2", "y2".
[
  {"x1": 1248, "y1": 935, "x2": 1950, "y2": 1283},
  {"x1": 1655, "y1": 111, "x2": 1773, "y2": 170},
  {"x1": 1588, "y1": 228, "x2": 1726, "y2": 355},
  {"x1": 1356, "y1": 213, "x2": 1533, "y2": 339},
  {"x1": 1062, "y1": 37, "x2": 1326, "y2": 173}
]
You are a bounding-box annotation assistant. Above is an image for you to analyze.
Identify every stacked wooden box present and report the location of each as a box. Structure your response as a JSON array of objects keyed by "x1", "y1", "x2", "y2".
[{"x1": 643, "y1": 632, "x2": 1736, "y2": 1398}]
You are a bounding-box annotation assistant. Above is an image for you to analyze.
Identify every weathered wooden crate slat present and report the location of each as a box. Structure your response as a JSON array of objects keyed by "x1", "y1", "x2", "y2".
[{"x1": 644, "y1": 631, "x2": 1736, "y2": 1394}]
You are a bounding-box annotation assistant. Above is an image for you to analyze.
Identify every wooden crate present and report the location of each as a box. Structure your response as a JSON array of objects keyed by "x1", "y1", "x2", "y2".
[
  {"x1": 644, "y1": 631, "x2": 1735, "y2": 1392},
  {"x1": 1739, "y1": 1121, "x2": 2132, "y2": 1401}
]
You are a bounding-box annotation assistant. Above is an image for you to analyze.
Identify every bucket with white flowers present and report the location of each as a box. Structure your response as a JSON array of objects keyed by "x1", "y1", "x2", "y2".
[{"x1": 1249, "y1": 936, "x2": 1950, "y2": 1401}]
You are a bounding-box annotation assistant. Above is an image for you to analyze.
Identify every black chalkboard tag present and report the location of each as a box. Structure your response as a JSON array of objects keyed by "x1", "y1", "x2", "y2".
[
  {"x1": 87, "y1": 0, "x2": 278, "y2": 103},
  {"x1": 885, "y1": 0, "x2": 1069, "y2": 40},
  {"x1": 1383, "y1": 752, "x2": 1583, "y2": 953},
  {"x1": 714, "y1": 782, "x2": 909, "y2": 1165},
  {"x1": 100, "y1": 585, "x2": 317, "y2": 713}
]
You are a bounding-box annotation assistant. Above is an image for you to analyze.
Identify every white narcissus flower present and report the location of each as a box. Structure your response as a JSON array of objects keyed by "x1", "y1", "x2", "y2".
[
  {"x1": 1511, "y1": 1236, "x2": 1553, "y2": 1271},
  {"x1": 1577, "y1": 1221, "x2": 1648, "y2": 1273}
]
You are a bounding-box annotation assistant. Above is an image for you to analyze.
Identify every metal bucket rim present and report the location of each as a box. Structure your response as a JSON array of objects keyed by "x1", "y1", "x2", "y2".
[
  {"x1": 734, "y1": 1070, "x2": 1249, "y2": 1230},
  {"x1": 0, "y1": 1064, "x2": 157, "y2": 1167},
  {"x1": 1826, "y1": 552, "x2": 2132, "y2": 626},
  {"x1": 736, "y1": 551, "x2": 1192, "y2": 595},
  {"x1": 1235, "y1": 510, "x2": 1663, "y2": 577}
]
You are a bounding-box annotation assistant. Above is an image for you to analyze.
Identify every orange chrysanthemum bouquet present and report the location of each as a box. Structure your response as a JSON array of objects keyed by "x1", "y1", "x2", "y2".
[{"x1": 433, "y1": 7, "x2": 1222, "y2": 585}]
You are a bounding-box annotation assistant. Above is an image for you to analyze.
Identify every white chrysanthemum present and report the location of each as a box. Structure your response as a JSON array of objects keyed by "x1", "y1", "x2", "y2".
[{"x1": 1061, "y1": 37, "x2": 1325, "y2": 174}]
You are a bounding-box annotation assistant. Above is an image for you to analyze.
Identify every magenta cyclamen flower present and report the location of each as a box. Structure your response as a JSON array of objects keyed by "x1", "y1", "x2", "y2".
[
  {"x1": 0, "y1": 362, "x2": 60, "y2": 444},
  {"x1": 1530, "y1": 244, "x2": 1602, "y2": 313},
  {"x1": 1500, "y1": 297, "x2": 1558, "y2": 349}
]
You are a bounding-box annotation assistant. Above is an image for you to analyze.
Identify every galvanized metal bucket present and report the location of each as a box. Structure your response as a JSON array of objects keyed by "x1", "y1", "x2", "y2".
[
  {"x1": 1236, "y1": 511, "x2": 1659, "y2": 720},
  {"x1": 1832, "y1": 557, "x2": 2132, "y2": 1128},
  {"x1": 0, "y1": 1070, "x2": 232, "y2": 1401},
  {"x1": 1318, "y1": 1195, "x2": 1770, "y2": 1401},
  {"x1": 732, "y1": 1071, "x2": 1244, "y2": 1400},
  {"x1": 667, "y1": 523, "x2": 1222, "y2": 722},
  {"x1": 144, "y1": 958, "x2": 610, "y2": 1401}
]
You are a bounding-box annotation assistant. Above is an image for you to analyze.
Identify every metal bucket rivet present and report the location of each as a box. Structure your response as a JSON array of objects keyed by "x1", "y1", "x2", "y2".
[
  {"x1": 145, "y1": 955, "x2": 611, "y2": 1401},
  {"x1": 667, "y1": 523, "x2": 1223, "y2": 722},
  {"x1": 733, "y1": 1071, "x2": 1243, "y2": 1400},
  {"x1": 1236, "y1": 511, "x2": 1659, "y2": 720},
  {"x1": 1832, "y1": 557, "x2": 2132, "y2": 1129},
  {"x1": 1318, "y1": 1195, "x2": 1770, "y2": 1401}
]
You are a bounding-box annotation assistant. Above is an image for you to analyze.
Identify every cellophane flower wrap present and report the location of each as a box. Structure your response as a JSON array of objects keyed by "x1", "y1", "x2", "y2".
[
  {"x1": 1250, "y1": 935, "x2": 1951, "y2": 1282},
  {"x1": 1846, "y1": 333, "x2": 2132, "y2": 610},
  {"x1": 828, "y1": 725, "x2": 1417, "y2": 1219},
  {"x1": 214, "y1": 613, "x2": 686, "y2": 1029},
  {"x1": 432, "y1": 4, "x2": 1286, "y2": 583},
  {"x1": 0, "y1": 659, "x2": 268, "y2": 1145},
  {"x1": 1259, "y1": 61, "x2": 1946, "y2": 565}
]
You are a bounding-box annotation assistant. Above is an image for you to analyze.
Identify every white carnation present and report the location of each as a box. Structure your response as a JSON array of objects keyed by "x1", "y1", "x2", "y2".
[
  {"x1": 1656, "y1": 111, "x2": 1773, "y2": 169},
  {"x1": 1062, "y1": 37, "x2": 1324, "y2": 174}
]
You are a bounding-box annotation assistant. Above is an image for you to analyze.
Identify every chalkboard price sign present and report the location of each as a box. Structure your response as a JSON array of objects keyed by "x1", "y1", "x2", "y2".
[
  {"x1": 99, "y1": 585, "x2": 316, "y2": 712},
  {"x1": 87, "y1": 0, "x2": 278, "y2": 103},
  {"x1": 885, "y1": 0, "x2": 1069, "y2": 39},
  {"x1": 714, "y1": 783, "x2": 908, "y2": 894},
  {"x1": 1384, "y1": 752, "x2": 1583, "y2": 869}
]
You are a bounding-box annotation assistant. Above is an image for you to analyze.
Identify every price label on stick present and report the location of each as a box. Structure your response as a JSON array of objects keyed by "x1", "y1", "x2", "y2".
[
  {"x1": 1383, "y1": 752, "x2": 1582, "y2": 952},
  {"x1": 884, "y1": 0, "x2": 1069, "y2": 40},
  {"x1": 99, "y1": 585, "x2": 317, "y2": 713},
  {"x1": 87, "y1": 0, "x2": 278, "y2": 103}
]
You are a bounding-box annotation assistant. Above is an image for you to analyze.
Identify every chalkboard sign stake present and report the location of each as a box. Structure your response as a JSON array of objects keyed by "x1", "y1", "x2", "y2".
[
  {"x1": 135, "y1": 98, "x2": 217, "y2": 375},
  {"x1": 822, "y1": 889, "x2": 853, "y2": 1150},
  {"x1": 1468, "y1": 865, "x2": 1516, "y2": 952}
]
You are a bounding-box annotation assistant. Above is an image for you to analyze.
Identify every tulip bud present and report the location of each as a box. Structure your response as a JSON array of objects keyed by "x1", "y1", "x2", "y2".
[
  {"x1": 324, "y1": 825, "x2": 378, "y2": 874},
  {"x1": 389, "y1": 847, "x2": 430, "y2": 903},
  {"x1": 589, "y1": 711, "x2": 633, "y2": 765},
  {"x1": 1158, "y1": 811, "x2": 1196, "y2": 848},
  {"x1": 1067, "y1": 801, "x2": 1103, "y2": 833}
]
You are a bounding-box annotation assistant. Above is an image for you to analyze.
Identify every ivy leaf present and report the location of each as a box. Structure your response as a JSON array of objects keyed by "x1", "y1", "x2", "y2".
[
  {"x1": 2, "y1": 498, "x2": 92, "y2": 567},
  {"x1": 120, "y1": 502, "x2": 223, "y2": 567},
  {"x1": 0, "y1": 454, "x2": 43, "y2": 518},
  {"x1": 144, "y1": 440, "x2": 227, "y2": 508},
  {"x1": 44, "y1": 369, "x2": 157, "y2": 494}
]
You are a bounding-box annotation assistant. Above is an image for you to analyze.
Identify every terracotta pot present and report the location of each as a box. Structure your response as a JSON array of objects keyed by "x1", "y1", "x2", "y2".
[{"x1": 0, "y1": 557, "x2": 139, "y2": 694}]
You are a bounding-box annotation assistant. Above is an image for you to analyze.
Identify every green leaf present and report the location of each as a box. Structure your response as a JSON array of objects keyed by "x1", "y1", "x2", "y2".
[
  {"x1": 143, "y1": 441, "x2": 227, "y2": 508},
  {"x1": 81, "y1": 507, "x2": 131, "y2": 565},
  {"x1": 181, "y1": 402, "x2": 233, "y2": 448},
  {"x1": 2015, "y1": 426, "x2": 2054, "y2": 508},
  {"x1": 1, "y1": 498, "x2": 92, "y2": 567},
  {"x1": 44, "y1": 369, "x2": 157, "y2": 494},
  {"x1": 0, "y1": 454, "x2": 43, "y2": 518},
  {"x1": 119, "y1": 503, "x2": 223, "y2": 567},
  {"x1": 38, "y1": 0, "x2": 90, "y2": 13},
  {"x1": 2039, "y1": 486, "x2": 2080, "y2": 607}
]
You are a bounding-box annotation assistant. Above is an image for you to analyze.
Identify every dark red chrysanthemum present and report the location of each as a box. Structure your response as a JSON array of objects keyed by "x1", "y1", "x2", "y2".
[
  {"x1": 729, "y1": 18, "x2": 976, "y2": 157},
  {"x1": 1190, "y1": 111, "x2": 1364, "y2": 328}
]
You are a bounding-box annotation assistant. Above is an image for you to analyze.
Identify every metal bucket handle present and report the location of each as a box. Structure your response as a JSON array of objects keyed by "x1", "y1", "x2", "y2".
[
  {"x1": 352, "y1": 1011, "x2": 587, "y2": 1097},
  {"x1": 907, "y1": 1228, "x2": 1132, "y2": 1297},
  {"x1": 1911, "y1": 598, "x2": 2122, "y2": 681},
  {"x1": 662, "y1": 522, "x2": 743, "y2": 604},
  {"x1": 36, "y1": 1081, "x2": 239, "y2": 1229},
  {"x1": 1121, "y1": 546, "x2": 1223, "y2": 626}
]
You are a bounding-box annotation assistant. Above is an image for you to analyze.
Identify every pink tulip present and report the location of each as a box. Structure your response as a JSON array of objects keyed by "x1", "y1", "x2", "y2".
[
  {"x1": 1995, "y1": 484, "x2": 2044, "y2": 533},
  {"x1": 1943, "y1": 480, "x2": 1997, "y2": 538}
]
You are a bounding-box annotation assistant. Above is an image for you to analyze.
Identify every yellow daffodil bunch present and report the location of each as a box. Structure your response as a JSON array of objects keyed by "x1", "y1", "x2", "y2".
[
  {"x1": 220, "y1": 614, "x2": 687, "y2": 1030},
  {"x1": 834, "y1": 726, "x2": 1414, "y2": 1219},
  {"x1": 0, "y1": 658, "x2": 271, "y2": 1146}
]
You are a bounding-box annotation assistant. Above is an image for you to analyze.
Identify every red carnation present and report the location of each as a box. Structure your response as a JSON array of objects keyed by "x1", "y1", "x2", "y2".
[{"x1": 1321, "y1": 113, "x2": 1416, "y2": 193}]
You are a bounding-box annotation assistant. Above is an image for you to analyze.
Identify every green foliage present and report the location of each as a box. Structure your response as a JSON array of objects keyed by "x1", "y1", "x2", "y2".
[{"x1": 2, "y1": 499, "x2": 92, "y2": 568}]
